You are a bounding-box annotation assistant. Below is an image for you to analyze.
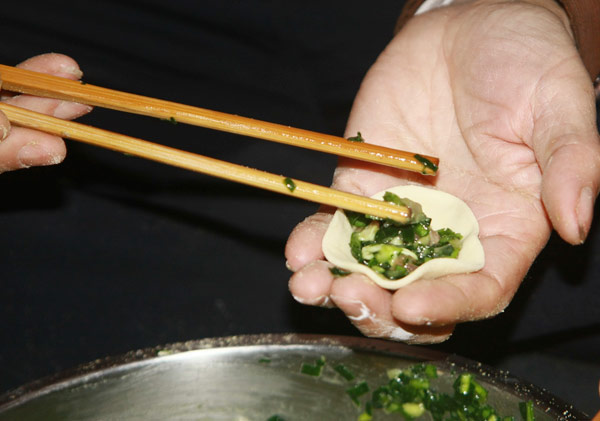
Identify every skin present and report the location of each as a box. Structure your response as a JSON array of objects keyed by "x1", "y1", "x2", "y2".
[
  {"x1": 595, "y1": 381, "x2": 600, "y2": 421},
  {"x1": 0, "y1": 53, "x2": 92, "y2": 173},
  {"x1": 3, "y1": 4, "x2": 599, "y2": 414},
  {"x1": 1, "y1": 0, "x2": 597, "y2": 345},
  {"x1": 285, "y1": 0, "x2": 600, "y2": 344}
]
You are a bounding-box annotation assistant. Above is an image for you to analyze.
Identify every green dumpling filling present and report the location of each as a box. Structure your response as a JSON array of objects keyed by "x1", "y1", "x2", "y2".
[{"x1": 346, "y1": 192, "x2": 463, "y2": 280}]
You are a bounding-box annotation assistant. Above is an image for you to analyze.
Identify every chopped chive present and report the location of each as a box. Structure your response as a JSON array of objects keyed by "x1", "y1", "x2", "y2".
[
  {"x1": 301, "y1": 356, "x2": 326, "y2": 376},
  {"x1": 300, "y1": 363, "x2": 322, "y2": 376},
  {"x1": 387, "y1": 368, "x2": 402, "y2": 379},
  {"x1": 414, "y1": 154, "x2": 438, "y2": 174},
  {"x1": 519, "y1": 400, "x2": 535, "y2": 421},
  {"x1": 259, "y1": 358, "x2": 271, "y2": 364},
  {"x1": 161, "y1": 116, "x2": 178, "y2": 124},
  {"x1": 347, "y1": 132, "x2": 365, "y2": 142},
  {"x1": 424, "y1": 364, "x2": 438, "y2": 379},
  {"x1": 329, "y1": 267, "x2": 351, "y2": 277},
  {"x1": 260, "y1": 357, "x2": 531, "y2": 420},
  {"x1": 357, "y1": 412, "x2": 372, "y2": 421},
  {"x1": 358, "y1": 402, "x2": 374, "y2": 421},
  {"x1": 346, "y1": 381, "x2": 370, "y2": 406},
  {"x1": 283, "y1": 177, "x2": 296, "y2": 192},
  {"x1": 334, "y1": 364, "x2": 355, "y2": 381}
]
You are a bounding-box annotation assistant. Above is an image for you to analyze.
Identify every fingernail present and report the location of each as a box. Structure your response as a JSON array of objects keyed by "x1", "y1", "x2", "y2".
[
  {"x1": 577, "y1": 186, "x2": 595, "y2": 243},
  {"x1": 53, "y1": 101, "x2": 92, "y2": 119},
  {"x1": 291, "y1": 294, "x2": 333, "y2": 308},
  {"x1": 59, "y1": 64, "x2": 83, "y2": 79},
  {"x1": 17, "y1": 142, "x2": 62, "y2": 168},
  {"x1": 0, "y1": 124, "x2": 8, "y2": 141}
]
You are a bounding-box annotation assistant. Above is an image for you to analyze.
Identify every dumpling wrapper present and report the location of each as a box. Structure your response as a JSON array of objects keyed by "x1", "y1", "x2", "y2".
[{"x1": 322, "y1": 185, "x2": 485, "y2": 290}]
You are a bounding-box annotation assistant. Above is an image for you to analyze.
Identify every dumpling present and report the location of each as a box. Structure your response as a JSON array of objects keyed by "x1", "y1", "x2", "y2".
[{"x1": 322, "y1": 185, "x2": 485, "y2": 290}]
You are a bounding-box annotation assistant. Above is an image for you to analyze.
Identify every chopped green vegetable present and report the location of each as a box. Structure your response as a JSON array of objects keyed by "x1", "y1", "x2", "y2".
[
  {"x1": 424, "y1": 363, "x2": 438, "y2": 379},
  {"x1": 519, "y1": 400, "x2": 535, "y2": 421},
  {"x1": 347, "y1": 381, "x2": 370, "y2": 406},
  {"x1": 347, "y1": 132, "x2": 365, "y2": 142},
  {"x1": 346, "y1": 211, "x2": 372, "y2": 228},
  {"x1": 365, "y1": 364, "x2": 522, "y2": 420},
  {"x1": 300, "y1": 356, "x2": 326, "y2": 376},
  {"x1": 402, "y1": 402, "x2": 425, "y2": 418},
  {"x1": 330, "y1": 267, "x2": 352, "y2": 277},
  {"x1": 414, "y1": 154, "x2": 438, "y2": 174},
  {"x1": 161, "y1": 116, "x2": 178, "y2": 124},
  {"x1": 334, "y1": 364, "x2": 356, "y2": 381},
  {"x1": 346, "y1": 192, "x2": 462, "y2": 280},
  {"x1": 267, "y1": 358, "x2": 533, "y2": 420},
  {"x1": 358, "y1": 401, "x2": 373, "y2": 421},
  {"x1": 283, "y1": 177, "x2": 296, "y2": 192},
  {"x1": 357, "y1": 412, "x2": 372, "y2": 421},
  {"x1": 300, "y1": 363, "x2": 322, "y2": 376},
  {"x1": 259, "y1": 357, "x2": 271, "y2": 364}
]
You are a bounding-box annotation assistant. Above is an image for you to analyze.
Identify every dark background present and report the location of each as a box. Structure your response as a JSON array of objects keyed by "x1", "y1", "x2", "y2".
[{"x1": 1, "y1": 0, "x2": 599, "y2": 416}]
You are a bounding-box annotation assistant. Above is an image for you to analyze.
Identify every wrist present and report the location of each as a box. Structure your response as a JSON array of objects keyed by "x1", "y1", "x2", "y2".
[
  {"x1": 399, "y1": 0, "x2": 600, "y2": 79},
  {"x1": 440, "y1": 0, "x2": 571, "y2": 29},
  {"x1": 517, "y1": 0, "x2": 572, "y2": 35},
  {"x1": 432, "y1": 0, "x2": 599, "y2": 80}
]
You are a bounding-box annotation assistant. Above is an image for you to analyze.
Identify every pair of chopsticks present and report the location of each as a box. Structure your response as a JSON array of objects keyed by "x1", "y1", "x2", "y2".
[{"x1": 0, "y1": 64, "x2": 438, "y2": 223}]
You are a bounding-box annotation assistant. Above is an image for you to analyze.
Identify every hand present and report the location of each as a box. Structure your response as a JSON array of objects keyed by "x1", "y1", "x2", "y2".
[
  {"x1": 594, "y1": 380, "x2": 600, "y2": 421},
  {"x1": 285, "y1": 0, "x2": 600, "y2": 343},
  {"x1": 0, "y1": 53, "x2": 92, "y2": 173}
]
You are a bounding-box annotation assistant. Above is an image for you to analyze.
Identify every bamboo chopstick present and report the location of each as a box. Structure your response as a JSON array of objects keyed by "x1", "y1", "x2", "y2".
[
  {"x1": 0, "y1": 103, "x2": 411, "y2": 223},
  {"x1": 0, "y1": 64, "x2": 438, "y2": 175}
]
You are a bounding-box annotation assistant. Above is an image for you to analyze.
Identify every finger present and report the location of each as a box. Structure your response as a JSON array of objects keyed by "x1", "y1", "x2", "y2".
[
  {"x1": 17, "y1": 52, "x2": 84, "y2": 80},
  {"x1": 532, "y1": 66, "x2": 600, "y2": 245},
  {"x1": 0, "y1": 53, "x2": 92, "y2": 174},
  {"x1": 288, "y1": 260, "x2": 336, "y2": 308},
  {"x1": 391, "y1": 235, "x2": 534, "y2": 325},
  {"x1": 539, "y1": 133, "x2": 600, "y2": 244},
  {"x1": 5, "y1": 95, "x2": 92, "y2": 120},
  {"x1": 0, "y1": 109, "x2": 10, "y2": 141},
  {"x1": 285, "y1": 211, "x2": 332, "y2": 271},
  {"x1": 0, "y1": 127, "x2": 66, "y2": 173},
  {"x1": 330, "y1": 274, "x2": 454, "y2": 344},
  {"x1": 4, "y1": 53, "x2": 92, "y2": 120}
]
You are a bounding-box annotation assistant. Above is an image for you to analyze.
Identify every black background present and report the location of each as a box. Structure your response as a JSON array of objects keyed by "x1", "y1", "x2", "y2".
[{"x1": 1, "y1": 0, "x2": 599, "y2": 416}]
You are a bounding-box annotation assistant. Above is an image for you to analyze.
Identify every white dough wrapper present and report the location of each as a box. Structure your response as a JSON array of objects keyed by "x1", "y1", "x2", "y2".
[{"x1": 322, "y1": 185, "x2": 485, "y2": 290}]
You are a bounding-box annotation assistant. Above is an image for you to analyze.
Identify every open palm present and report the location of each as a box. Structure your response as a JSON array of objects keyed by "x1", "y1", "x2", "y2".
[{"x1": 285, "y1": 1, "x2": 600, "y2": 343}]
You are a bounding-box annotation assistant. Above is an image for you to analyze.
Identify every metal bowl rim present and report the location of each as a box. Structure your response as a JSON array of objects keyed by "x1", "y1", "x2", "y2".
[{"x1": 0, "y1": 333, "x2": 589, "y2": 419}]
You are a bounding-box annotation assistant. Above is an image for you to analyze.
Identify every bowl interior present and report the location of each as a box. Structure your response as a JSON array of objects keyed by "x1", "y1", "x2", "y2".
[{"x1": 0, "y1": 334, "x2": 587, "y2": 420}]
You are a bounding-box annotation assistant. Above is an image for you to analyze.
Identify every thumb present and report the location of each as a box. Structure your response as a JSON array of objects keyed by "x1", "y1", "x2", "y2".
[{"x1": 533, "y1": 73, "x2": 600, "y2": 245}]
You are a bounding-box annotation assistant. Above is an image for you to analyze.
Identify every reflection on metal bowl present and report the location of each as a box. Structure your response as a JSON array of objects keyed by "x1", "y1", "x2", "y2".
[{"x1": 0, "y1": 334, "x2": 589, "y2": 420}]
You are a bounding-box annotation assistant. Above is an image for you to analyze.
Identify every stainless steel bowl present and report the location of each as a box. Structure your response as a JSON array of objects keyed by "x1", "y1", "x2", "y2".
[{"x1": 0, "y1": 334, "x2": 588, "y2": 420}]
